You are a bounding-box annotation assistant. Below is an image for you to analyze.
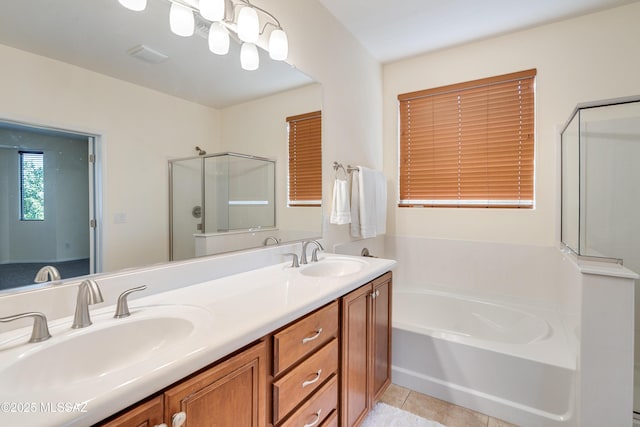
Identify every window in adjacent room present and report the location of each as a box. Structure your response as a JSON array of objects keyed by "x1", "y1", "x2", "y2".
[
  {"x1": 287, "y1": 111, "x2": 322, "y2": 206},
  {"x1": 398, "y1": 69, "x2": 536, "y2": 208},
  {"x1": 19, "y1": 151, "x2": 45, "y2": 220}
]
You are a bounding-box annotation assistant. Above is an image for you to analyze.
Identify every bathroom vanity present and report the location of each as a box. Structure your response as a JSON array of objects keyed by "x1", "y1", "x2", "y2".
[
  {"x1": 99, "y1": 271, "x2": 392, "y2": 427},
  {"x1": 0, "y1": 253, "x2": 395, "y2": 427}
]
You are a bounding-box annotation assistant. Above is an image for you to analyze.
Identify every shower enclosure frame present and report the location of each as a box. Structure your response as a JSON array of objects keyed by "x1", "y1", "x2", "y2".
[
  {"x1": 559, "y1": 94, "x2": 640, "y2": 264},
  {"x1": 168, "y1": 152, "x2": 276, "y2": 261}
]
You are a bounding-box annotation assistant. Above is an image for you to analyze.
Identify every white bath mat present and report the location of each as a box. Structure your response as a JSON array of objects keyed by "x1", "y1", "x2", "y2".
[{"x1": 360, "y1": 402, "x2": 446, "y2": 427}]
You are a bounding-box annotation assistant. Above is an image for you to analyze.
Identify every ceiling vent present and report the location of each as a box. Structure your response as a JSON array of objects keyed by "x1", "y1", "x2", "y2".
[{"x1": 127, "y1": 44, "x2": 169, "y2": 64}]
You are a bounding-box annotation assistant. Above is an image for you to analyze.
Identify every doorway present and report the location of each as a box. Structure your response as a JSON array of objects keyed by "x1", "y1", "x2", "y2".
[{"x1": 0, "y1": 120, "x2": 99, "y2": 291}]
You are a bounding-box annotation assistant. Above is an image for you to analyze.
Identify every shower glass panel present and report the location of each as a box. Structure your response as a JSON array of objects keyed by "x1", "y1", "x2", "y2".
[
  {"x1": 561, "y1": 114, "x2": 580, "y2": 254},
  {"x1": 204, "y1": 154, "x2": 275, "y2": 232},
  {"x1": 561, "y1": 97, "x2": 640, "y2": 261},
  {"x1": 170, "y1": 157, "x2": 203, "y2": 261},
  {"x1": 169, "y1": 153, "x2": 275, "y2": 261}
]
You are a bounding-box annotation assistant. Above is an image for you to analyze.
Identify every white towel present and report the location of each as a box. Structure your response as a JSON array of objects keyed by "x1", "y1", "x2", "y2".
[
  {"x1": 354, "y1": 166, "x2": 387, "y2": 238},
  {"x1": 350, "y1": 170, "x2": 361, "y2": 237},
  {"x1": 330, "y1": 178, "x2": 351, "y2": 224},
  {"x1": 358, "y1": 166, "x2": 378, "y2": 238},
  {"x1": 375, "y1": 170, "x2": 387, "y2": 234}
]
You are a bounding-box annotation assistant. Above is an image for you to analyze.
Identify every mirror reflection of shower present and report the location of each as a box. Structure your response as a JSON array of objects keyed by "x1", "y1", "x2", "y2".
[{"x1": 169, "y1": 153, "x2": 275, "y2": 261}]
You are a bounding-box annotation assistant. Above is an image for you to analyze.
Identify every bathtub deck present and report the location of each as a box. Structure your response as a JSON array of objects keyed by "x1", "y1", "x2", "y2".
[{"x1": 380, "y1": 383, "x2": 518, "y2": 427}]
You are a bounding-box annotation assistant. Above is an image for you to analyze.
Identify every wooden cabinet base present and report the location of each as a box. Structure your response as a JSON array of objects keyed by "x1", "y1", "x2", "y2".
[{"x1": 340, "y1": 272, "x2": 392, "y2": 427}]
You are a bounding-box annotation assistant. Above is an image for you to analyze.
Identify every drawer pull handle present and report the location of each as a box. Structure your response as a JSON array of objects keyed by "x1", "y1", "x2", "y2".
[
  {"x1": 302, "y1": 328, "x2": 323, "y2": 344},
  {"x1": 302, "y1": 369, "x2": 323, "y2": 388},
  {"x1": 304, "y1": 409, "x2": 322, "y2": 427}
]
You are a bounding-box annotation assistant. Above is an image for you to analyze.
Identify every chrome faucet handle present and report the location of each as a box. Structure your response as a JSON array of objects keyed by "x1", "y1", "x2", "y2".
[
  {"x1": 0, "y1": 312, "x2": 51, "y2": 343},
  {"x1": 114, "y1": 285, "x2": 147, "y2": 319},
  {"x1": 72, "y1": 279, "x2": 104, "y2": 329},
  {"x1": 284, "y1": 253, "x2": 300, "y2": 268},
  {"x1": 34, "y1": 265, "x2": 61, "y2": 283}
]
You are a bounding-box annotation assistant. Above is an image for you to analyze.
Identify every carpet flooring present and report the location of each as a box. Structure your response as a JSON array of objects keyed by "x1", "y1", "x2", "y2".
[{"x1": 0, "y1": 258, "x2": 89, "y2": 291}]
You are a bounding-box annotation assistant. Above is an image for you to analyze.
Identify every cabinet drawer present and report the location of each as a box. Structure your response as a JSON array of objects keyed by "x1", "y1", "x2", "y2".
[
  {"x1": 280, "y1": 374, "x2": 338, "y2": 427},
  {"x1": 273, "y1": 301, "x2": 338, "y2": 375},
  {"x1": 273, "y1": 339, "x2": 338, "y2": 423},
  {"x1": 319, "y1": 410, "x2": 338, "y2": 427}
]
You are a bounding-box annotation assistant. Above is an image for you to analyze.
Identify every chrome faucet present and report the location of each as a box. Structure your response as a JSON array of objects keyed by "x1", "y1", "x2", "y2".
[
  {"x1": 0, "y1": 312, "x2": 51, "y2": 343},
  {"x1": 263, "y1": 236, "x2": 280, "y2": 246},
  {"x1": 34, "y1": 265, "x2": 61, "y2": 283},
  {"x1": 301, "y1": 240, "x2": 324, "y2": 264},
  {"x1": 72, "y1": 279, "x2": 104, "y2": 329}
]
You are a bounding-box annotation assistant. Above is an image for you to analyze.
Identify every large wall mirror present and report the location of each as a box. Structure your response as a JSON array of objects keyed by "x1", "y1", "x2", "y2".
[{"x1": 0, "y1": 0, "x2": 322, "y2": 292}]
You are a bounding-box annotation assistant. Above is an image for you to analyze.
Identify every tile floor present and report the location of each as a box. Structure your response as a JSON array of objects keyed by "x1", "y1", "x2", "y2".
[{"x1": 380, "y1": 383, "x2": 519, "y2": 427}]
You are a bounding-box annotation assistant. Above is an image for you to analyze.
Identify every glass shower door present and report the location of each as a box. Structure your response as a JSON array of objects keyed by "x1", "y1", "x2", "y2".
[{"x1": 169, "y1": 157, "x2": 203, "y2": 261}]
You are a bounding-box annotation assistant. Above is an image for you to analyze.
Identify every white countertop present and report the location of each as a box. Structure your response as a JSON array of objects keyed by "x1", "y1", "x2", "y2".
[{"x1": 0, "y1": 254, "x2": 396, "y2": 426}]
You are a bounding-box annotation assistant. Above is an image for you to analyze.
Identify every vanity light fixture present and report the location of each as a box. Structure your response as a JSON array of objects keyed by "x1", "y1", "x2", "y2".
[
  {"x1": 169, "y1": 2, "x2": 195, "y2": 37},
  {"x1": 199, "y1": 0, "x2": 225, "y2": 21},
  {"x1": 117, "y1": 0, "x2": 289, "y2": 70},
  {"x1": 236, "y1": 6, "x2": 259, "y2": 43},
  {"x1": 118, "y1": 0, "x2": 147, "y2": 12},
  {"x1": 208, "y1": 22, "x2": 230, "y2": 55},
  {"x1": 240, "y1": 42, "x2": 259, "y2": 70}
]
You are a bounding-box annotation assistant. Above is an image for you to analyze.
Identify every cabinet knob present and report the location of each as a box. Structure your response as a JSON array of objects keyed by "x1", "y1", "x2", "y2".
[
  {"x1": 303, "y1": 409, "x2": 322, "y2": 427},
  {"x1": 154, "y1": 424, "x2": 168, "y2": 427},
  {"x1": 301, "y1": 328, "x2": 323, "y2": 344},
  {"x1": 171, "y1": 412, "x2": 187, "y2": 427}
]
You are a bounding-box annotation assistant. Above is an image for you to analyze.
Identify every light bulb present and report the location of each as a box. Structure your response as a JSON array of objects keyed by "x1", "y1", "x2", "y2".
[
  {"x1": 268, "y1": 29, "x2": 288, "y2": 61},
  {"x1": 237, "y1": 6, "x2": 259, "y2": 43},
  {"x1": 118, "y1": 0, "x2": 147, "y2": 11},
  {"x1": 240, "y1": 43, "x2": 259, "y2": 71},
  {"x1": 208, "y1": 22, "x2": 230, "y2": 55},
  {"x1": 169, "y1": 2, "x2": 194, "y2": 37},
  {"x1": 199, "y1": 0, "x2": 225, "y2": 22}
]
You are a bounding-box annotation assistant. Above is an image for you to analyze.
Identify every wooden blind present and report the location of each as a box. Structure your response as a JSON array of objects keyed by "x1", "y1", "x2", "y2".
[
  {"x1": 398, "y1": 69, "x2": 536, "y2": 208},
  {"x1": 287, "y1": 111, "x2": 322, "y2": 206}
]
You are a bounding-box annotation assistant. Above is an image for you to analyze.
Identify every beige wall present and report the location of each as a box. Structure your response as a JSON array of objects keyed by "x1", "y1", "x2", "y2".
[
  {"x1": 220, "y1": 83, "x2": 323, "y2": 234},
  {"x1": 0, "y1": 43, "x2": 222, "y2": 272},
  {"x1": 383, "y1": 2, "x2": 640, "y2": 246},
  {"x1": 264, "y1": 0, "x2": 383, "y2": 248}
]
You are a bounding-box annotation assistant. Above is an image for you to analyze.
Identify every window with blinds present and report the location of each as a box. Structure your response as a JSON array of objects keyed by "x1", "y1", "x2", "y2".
[
  {"x1": 398, "y1": 69, "x2": 536, "y2": 208},
  {"x1": 287, "y1": 111, "x2": 322, "y2": 206},
  {"x1": 20, "y1": 151, "x2": 45, "y2": 220}
]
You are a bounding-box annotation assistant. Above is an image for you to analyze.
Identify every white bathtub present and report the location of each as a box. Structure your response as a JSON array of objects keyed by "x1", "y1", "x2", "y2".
[{"x1": 392, "y1": 289, "x2": 576, "y2": 427}]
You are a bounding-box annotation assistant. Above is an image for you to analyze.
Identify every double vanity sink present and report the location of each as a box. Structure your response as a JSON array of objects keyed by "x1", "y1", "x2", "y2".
[{"x1": 0, "y1": 253, "x2": 394, "y2": 426}]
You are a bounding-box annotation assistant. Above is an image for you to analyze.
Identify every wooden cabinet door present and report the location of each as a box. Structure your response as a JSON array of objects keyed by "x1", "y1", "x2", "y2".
[
  {"x1": 340, "y1": 284, "x2": 371, "y2": 427},
  {"x1": 372, "y1": 273, "x2": 392, "y2": 401},
  {"x1": 99, "y1": 395, "x2": 164, "y2": 427},
  {"x1": 164, "y1": 341, "x2": 267, "y2": 427}
]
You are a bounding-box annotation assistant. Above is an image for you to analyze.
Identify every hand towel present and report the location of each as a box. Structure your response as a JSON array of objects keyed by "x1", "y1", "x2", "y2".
[
  {"x1": 375, "y1": 170, "x2": 387, "y2": 234},
  {"x1": 350, "y1": 170, "x2": 361, "y2": 237},
  {"x1": 330, "y1": 178, "x2": 351, "y2": 224},
  {"x1": 358, "y1": 166, "x2": 377, "y2": 238}
]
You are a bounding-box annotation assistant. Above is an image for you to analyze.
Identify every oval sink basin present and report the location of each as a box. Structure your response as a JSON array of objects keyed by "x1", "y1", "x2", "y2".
[
  {"x1": 0, "y1": 304, "x2": 214, "y2": 394},
  {"x1": 300, "y1": 258, "x2": 367, "y2": 277}
]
